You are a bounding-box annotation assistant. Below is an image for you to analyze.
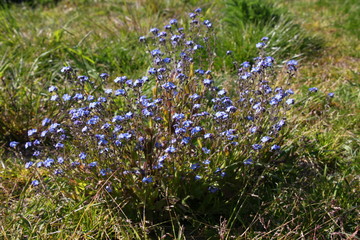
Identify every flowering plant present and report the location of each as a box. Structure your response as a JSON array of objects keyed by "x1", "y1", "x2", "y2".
[{"x1": 10, "y1": 8, "x2": 313, "y2": 226}]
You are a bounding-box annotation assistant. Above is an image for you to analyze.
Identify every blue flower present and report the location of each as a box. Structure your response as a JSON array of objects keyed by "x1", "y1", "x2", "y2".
[
  {"x1": 328, "y1": 92, "x2": 335, "y2": 98},
  {"x1": 261, "y1": 136, "x2": 272, "y2": 143},
  {"x1": 133, "y1": 79, "x2": 144, "y2": 87},
  {"x1": 79, "y1": 152, "x2": 87, "y2": 160},
  {"x1": 10, "y1": 141, "x2": 19, "y2": 148},
  {"x1": 87, "y1": 116, "x2": 100, "y2": 125},
  {"x1": 98, "y1": 139, "x2": 108, "y2": 146},
  {"x1": 249, "y1": 126, "x2": 257, "y2": 134},
  {"x1": 71, "y1": 161, "x2": 80, "y2": 167},
  {"x1": 115, "y1": 89, "x2": 126, "y2": 96},
  {"x1": 252, "y1": 144, "x2": 262, "y2": 150},
  {"x1": 226, "y1": 106, "x2": 237, "y2": 113},
  {"x1": 151, "y1": 49, "x2": 162, "y2": 56},
  {"x1": 241, "y1": 61, "x2": 251, "y2": 68},
  {"x1": 150, "y1": 28, "x2": 159, "y2": 34},
  {"x1": 170, "y1": 19, "x2": 178, "y2": 25},
  {"x1": 28, "y1": 129, "x2": 37, "y2": 136},
  {"x1": 244, "y1": 158, "x2": 253, "y2": 165},
  {"x1": 261, "y1": 36, "x2": 269, "y2": 42},
  {"x1": 112, "y1": 125, "x2": 122, "y2": 133},
  {"x1": 203, "y1": 159, "x2": 211, "y2": 164},
  {"x1": 189, "y1": 12, "x2": 197, "y2": 19},
  {"x1": 112, "y1": 115, "x2": 125, "y2": 123},
  {"x1": 142, "y1": 108, "x2": 153, "y2": 117},
  {"x1": 42, "y1": 118, "x2": 51, "y2": 126},
  {"x1": 253, "y1": 102, "x2": 262, "y2": 109},
  {"x1": 25, "y1": 161, "x2": 34, "y2": 169},
  {"x1": 173, "y1": 113, "x2": 185, "y2": 121},
  {"x1": 165, "y1": 146, "x2": 176, "y2": 153},
  {"x1": 256, "y1": 42, "x2": 265, "y2": 48},
  {"x1": 114, "y1": 76, "x2": 127, "y2": 84},
  {"x1": 100, "y1": 73, "x2": 109, "y2": 80},
  {"x1": 98, "y1": 97, "x2": 107, "y2": 103},
  {"x1": 158, "y1": 31, "x2": 167, "y2": 37},
  {"x1": 189, "y1": 94, "x2": 201, "y2": 100},
  {"x1": 139, "y1": 36, "x2": 146, "y2": 42},
  {"x1": 287, "y1": 60, "x2": 298, "y2": 71},
  {"x1": 105, "y1": 186, "x2": 113, "y2": 192},
  {"x1": 246, "y1": 116, "x2": 254, "y2": 121},
  {"x1": 48, "y1": 86, "x2": 58, "y2": 92},
  {"x1": 271, "y1": 145, "x2": 281, "y2": 151},
  {"x1": 182, "y1": 120, "x2": 193, "y2": 128},
  {"x1": 241, "y1": 72, "x2": 252, "y2": 80},
  {"x1": 218, "y1": 89, "x2": 226, "y2": 96},
  {"x1": 181, "y1": 137, "x2": 190, "y2": 145},
  {"x1": 125, "y1": 112, "x2": 133, "y2": 119},
  {"x1": 87, "y1": 95, "x2": 95, "y2": 101},
  {"x1": 208, "y1": 186, "x2": 219, "y2": 193},
  {"x1": 202, "y1": 147, "x2": 211, "y2": 154},
  {"x1": 193, "y1": 44, "x2": 203, "y2": 50},
  {"x1": 81, "y1": 126, "x2": 89, "y2": 133},
  {"x1": 287, "y1": 60, "x2": 298, "y2": 66},
  {"x1": 190, "y1": 163, "x2": 201, "y2": 170},
  {"x1": 195, "y1": 69, "x2": 205, "y2": 75},
  {"x1": 285, "y1": 89, "x2": 294, "y2": 95},
  {"x1": 61, "y1": 66, "x2": 72, "y2": 73},
  {"x1": 31, "y1": 180, "x2": 39, "y2": 186},
  {"x1": 175, "y1": 127, "x2": 186, "y2": 135},
  {"x1": 193, "y1": 104, "x2": 201, "y2": 110},
  {"x1": 191, "y1": 126, "x2": 203, "y2": 135},
  {"x1": 40, "y1": 130, "x2": 48, "y2": 137},
  {"x1": 273, "y1": 119, "x2": 286, "y2": 131},
  {"x1": 50, "y1": 95, "x2": 59, "y2": 101},
  {"x1": 148, "y1": 68, "x2": 157, "y2": 75},
  {"x1": 54, "y1": 169, "x2": 63, "y2": 175},
  {"x1": 73, "y1": 93, "x2": 84, "y2": 100},
  {"x1": 33, "y1": 151, "x2": 40, "y2": 157},
  {"x1": 203, "y1": 79, "x2": 213, "y2": 86},
  {"x1": 204, "y1": 133, "x2": 213, "y2": 139},
  {"x1": 101, "y1": 123, "x2": 111, "y2": 130},
  {"x1": 214, "y1": 111, "x2": 228, "y2": 120},
  {"x1": 25, "y1": 142, "x2": 32, "y2": 149},
  {"x1": 88, "y1": 162, "x2": 97, "y2": 168},
  {"x1": 162, "y1": 82, "x2": 177, "y2": 90},
  {"x1": 57, "y1": 157, "x2": 64, "y2": 164},
  {"x1": 286, "y1": 99, "x2": 295, "y2": 105},
  {"x1": 104, "y1": 89, "x2": 112, "y2": 95},
  {"x1": 117, "y1": 132, "x2": 132, "y2": 141},
  {"x1": 142, "y1": 177, "x2": 153, "y2": 183},
  {"x1": 55, "y1": 142, "x2": 64, "y2": 148},
  {"x1": 44, "y1": 158, "x2": 54, "y2": 167},
  {"x1": 78, "y1": 75, "x2": 89, "y2": 82},
  {"x1": 62, "y1": 94, "x2": 71, "y2": 101},
  {"x1": 309, "y1": 87, "x2": 318, "y2": 93},
  {"x1": 100, "y1": 169, "x2": 107, "y2": 176},
  {"x1": 175, "y1": 73, "x2": 187, "y2": 81}
]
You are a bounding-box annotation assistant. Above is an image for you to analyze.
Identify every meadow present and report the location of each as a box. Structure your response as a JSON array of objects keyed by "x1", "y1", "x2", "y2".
[{"x1": 0, "y1": 0, "x2": 359, "y2": 239}]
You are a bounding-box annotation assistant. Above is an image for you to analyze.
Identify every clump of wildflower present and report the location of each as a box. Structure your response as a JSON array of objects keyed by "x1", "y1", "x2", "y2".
[{"x1": 9, "y1": 8, "x2": 322, "y2": 226}]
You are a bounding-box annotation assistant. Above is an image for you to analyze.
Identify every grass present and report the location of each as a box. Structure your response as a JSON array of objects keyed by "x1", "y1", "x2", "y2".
[{"x1": 1, "y1": 0, "x2": 359, "y2": 239}]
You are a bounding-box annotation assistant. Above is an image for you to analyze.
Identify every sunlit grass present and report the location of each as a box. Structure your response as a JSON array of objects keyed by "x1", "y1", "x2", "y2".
[{"x1": 1, "y1": 0, "x2": 359, "y2": 239}]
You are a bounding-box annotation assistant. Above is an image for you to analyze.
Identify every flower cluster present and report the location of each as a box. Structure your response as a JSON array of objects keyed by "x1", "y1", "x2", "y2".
[{"x1": 10, "y1": 9, "x2": 310, "y2": 199}]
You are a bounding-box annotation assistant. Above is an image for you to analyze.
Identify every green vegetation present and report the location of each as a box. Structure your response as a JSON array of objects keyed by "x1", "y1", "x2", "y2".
[{"x1": 1, "y1": 0, "x2": 359, "y2": 239}]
